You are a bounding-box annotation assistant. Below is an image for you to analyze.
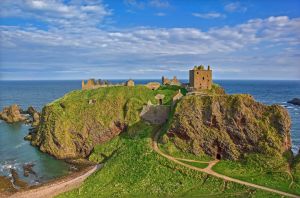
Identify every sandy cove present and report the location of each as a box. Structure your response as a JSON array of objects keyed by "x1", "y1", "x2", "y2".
[{"x1": 1, "y1": 164, "x2": 100, "y2": 198}]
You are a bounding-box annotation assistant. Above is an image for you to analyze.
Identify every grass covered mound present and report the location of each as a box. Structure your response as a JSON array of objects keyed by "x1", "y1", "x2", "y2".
[
  {"x1": 58, "y1": 122, "x2": 278, "y2": 198},
  {"x1": 293, "y1": 152, "x2": 300, "y2": 190},
  {"x1": 164, "y1": 94, "x2": 291, "y2": 160},
  {"x1": 213, "y1": 152, "x2": 300, "y2": 195},
  {"x1": 31, "y1": 85, "x2": 179, "y2": 159}
]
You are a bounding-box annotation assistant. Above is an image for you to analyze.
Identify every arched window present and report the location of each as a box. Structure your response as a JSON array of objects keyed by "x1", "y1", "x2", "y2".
[{"x1": 202, "y1": 77, "x2": 205, "y2": 80}]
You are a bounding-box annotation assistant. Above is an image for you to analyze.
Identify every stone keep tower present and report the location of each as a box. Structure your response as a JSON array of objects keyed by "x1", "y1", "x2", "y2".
[{"x1": 189, "y1": 65, "x2": 212, "y2": 90}]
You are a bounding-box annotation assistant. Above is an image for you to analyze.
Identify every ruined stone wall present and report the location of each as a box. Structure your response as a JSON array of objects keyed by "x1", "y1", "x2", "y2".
[
  {"x1": 162, "y1": 76, "x2": 181, "y2": 86},
  {"x1": 145, "y1": 82, "x2": 160, "y2": 90},
  {"x1": 189, "y1": 67, "x2": 212, "y2": 90},
  {"x1": 140, "y1": 104, "x2": 170, "y2": 124},
  {"x1": 82, "y1": 79, "x2": 125, "y2": 90},
  {"x1": 126, "y1": 80, "x2": 135, "y2": 87}
]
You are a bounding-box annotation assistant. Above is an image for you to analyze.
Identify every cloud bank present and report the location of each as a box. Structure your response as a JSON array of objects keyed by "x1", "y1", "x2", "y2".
[{"x1": 0, "y1": 0, "x2": 299, "y2": 80}]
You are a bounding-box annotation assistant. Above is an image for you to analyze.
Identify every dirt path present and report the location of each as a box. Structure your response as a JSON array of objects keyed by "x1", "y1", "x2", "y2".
[
  {"x1": 8, "y1": 164, "x2": 100, "y2": 198},
  {"x1": 152, "y1": 128, "x2": 300, "y2": 198},
  {"x1": 174, "y1": 157, "x2": 209, "y2": 164}
]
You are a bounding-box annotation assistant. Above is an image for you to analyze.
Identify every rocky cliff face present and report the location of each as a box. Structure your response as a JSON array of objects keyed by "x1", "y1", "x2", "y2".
[
  {"x1": 31, "y1": 86, "x2": 177, "y2": 159},
  {"x1": 166, "y1": 94, "x2": 291, "y2": 160},
  {"x1": 32, "y1": 103, "x2": 126, "y2": 159}
]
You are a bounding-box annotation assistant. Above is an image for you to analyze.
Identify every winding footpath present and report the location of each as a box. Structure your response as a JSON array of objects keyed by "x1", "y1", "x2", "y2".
[
  {"x1": 8, "y1": 165, "x2": 100, "y2": 198},
  {"x1": 152, "y1": 128, "x2": 300, "y2": 198}
]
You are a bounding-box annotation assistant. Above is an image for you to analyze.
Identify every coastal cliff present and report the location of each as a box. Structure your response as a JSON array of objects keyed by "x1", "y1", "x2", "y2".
[
  {"x1": 165, "y1": 94, "x2": 291, "y2": 160},
  {"x1": 31, "y1": 84, "x2": 291, "y2": 161},
  {"x1": 31, "y1": 86, "x2": 177, "y2": 159}
]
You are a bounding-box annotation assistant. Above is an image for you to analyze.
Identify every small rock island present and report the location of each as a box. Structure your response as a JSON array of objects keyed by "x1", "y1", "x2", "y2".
[{"x1": 288, "y1": 98, "x2": 300, "y2": 106}]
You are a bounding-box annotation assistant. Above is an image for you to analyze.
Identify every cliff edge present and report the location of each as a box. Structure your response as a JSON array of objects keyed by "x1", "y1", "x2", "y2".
[
  {"x1": 31, "y1": 86, "x2": 177, "y2": 159},
  {"x1": 31, "y1": 84, "x2": 291, "y2": 161},
  {"x1": 165, "y1": 94, "x2": 291, "y2": 160}
]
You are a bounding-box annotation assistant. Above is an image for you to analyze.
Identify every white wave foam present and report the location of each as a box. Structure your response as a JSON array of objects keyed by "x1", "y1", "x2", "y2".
[
  {"x1": 15, "y1": 142, "x2": 27, "y2": 149},
  {"x1": 0, "y1": 160, "x2": 23, "y2": 176}
]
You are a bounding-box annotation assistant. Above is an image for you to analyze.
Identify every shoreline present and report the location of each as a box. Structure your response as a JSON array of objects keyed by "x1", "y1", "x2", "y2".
[{"x1": 1, "y1": 164, "x2": 101, "y2": 198}]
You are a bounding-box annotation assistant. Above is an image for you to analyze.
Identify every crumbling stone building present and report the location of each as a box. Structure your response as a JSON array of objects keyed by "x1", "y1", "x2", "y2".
[
  {"x1": 189, "y1": 65, "x2": 212, "y2": 90},
  {"x1": 162, "y1": 76, "x2": 181, "y2": 86}
]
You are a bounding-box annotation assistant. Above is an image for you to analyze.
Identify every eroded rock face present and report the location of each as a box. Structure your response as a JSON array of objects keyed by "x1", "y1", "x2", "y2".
[
  {"x1": 25, "y1": 106, "x2": 40, "y2": 126},
  {"x1": 31, "y1": 105, "x2": 127, "y2": 159},
  {"x1": 166, "y1": 94, "x2": 291, "y2": 160},
  {"x1": 0, "y1": 104, "x2": 27, "y2": 123},
  {"x1": 23, "y1": 163, "x2": 36, "y2": 177}
]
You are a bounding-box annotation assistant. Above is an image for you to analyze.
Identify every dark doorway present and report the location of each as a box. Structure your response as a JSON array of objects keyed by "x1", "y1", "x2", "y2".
[
  {"x1": 216, "y1": 153, "x2": 221, "y2": 160},
  {"x1": 159, "y1": 99, "x2": 163, "y2": 105}
]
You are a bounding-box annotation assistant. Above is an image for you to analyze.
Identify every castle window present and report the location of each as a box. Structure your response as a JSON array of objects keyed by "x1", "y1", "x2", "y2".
[
  {"x1": 197, "y1": 72, "x2": 199, "y2": 74},
  {"x1": 202, "y1": 77, "x2": 205, "y2": 80}
]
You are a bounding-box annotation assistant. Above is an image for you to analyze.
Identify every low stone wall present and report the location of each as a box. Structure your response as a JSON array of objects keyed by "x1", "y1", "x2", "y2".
[
  {"x1": 140, "y1": 105, "x2": 170, "y2": 124},
  {"x1": 82, "y1": 84, "x2": 123, "y2": 90}
]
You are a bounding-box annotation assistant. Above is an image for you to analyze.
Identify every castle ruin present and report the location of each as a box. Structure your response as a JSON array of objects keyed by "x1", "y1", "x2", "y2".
[
  {"x1": 125, "y1": 79, "x2": 135, "y2": 87},
  {"x1": 189, "y1": 65, "x2": 212, "y2": 90},
  {"x1": 162, "y1": 76, "x2": 181, "y2": 86},
  {"x1": 82, "y1": 79, "x2": 135, "y2": 90}
]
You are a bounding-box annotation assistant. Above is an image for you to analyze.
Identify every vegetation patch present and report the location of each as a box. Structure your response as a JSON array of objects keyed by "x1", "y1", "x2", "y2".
[
  {"x1": 177, "y1": 160, "x2": 209, "y2": 169},
  {"x1": 213, "y1": 153, "x2": 300, "y2": 195},
  {"x1": 58, "y1": 122, "x2": 278, "y2": 198},
  {"x1": 31, "y1": 85, "x2": 180, "y2": 159}
]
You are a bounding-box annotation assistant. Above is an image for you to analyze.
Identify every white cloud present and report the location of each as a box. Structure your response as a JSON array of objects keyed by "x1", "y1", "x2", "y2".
[
  {"x1": 124, "y1": 0, "x2": 145, "y2": 9},
  {"x1": 224, "y1": 2, "x2": 247, "y2": 13},
  {"x1": 1, "y1": 16, "x2": 299, "y2": 58},
  {"x1": 124, "y1": 0, "x2": 169, "y2": 9},
  {"x1": 0, "y1": 1, "x2": 299, "y2": 80},
  {"x1": 192, "y1": 12, "x2": 226, "y2": 19},
  {"x1": 0, "y1": 0, "x2": 112, "y2": 28},
  {"x1": 155, "y1": 12, "x2": 166, "y2": 16},
  {"x1": 149, "y1": 0, "x2": 170, "y2": 8}
]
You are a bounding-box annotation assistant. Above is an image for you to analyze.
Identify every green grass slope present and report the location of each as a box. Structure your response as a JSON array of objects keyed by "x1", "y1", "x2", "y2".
[
  {"x1": 30, "y1": 84, "x2": 297, "y2": 197},
  {"x1": 213, "y1": 153, "x2": 300, "y2": 195},
  {"x1": 58, "y1": 122, "x2": 279, "y2": 198},
  {"x1": 31, "y1": 85, "x2": 179, "y2": 159}
]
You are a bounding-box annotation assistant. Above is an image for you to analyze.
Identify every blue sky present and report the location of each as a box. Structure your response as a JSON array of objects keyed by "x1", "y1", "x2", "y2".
[{"x1": 0, "y1": 0, "x2": 300, "y2": 80}]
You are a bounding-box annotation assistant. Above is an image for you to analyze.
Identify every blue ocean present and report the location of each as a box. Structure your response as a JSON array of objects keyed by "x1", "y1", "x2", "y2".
[{"x1": 0, "y1": 80, "x2": 299, "y2": 185}]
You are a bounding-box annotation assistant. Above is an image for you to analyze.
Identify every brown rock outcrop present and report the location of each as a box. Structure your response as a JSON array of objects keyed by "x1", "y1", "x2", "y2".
[
  {"x1": 0, "y1": 104, "x2": 27, "y2": 123},
  {"x1": 25, "y1": 106, "x2": 40, "y2": 126},
  {"x1": 166, "y1": 94, "x2": 291, "y2": 160}
]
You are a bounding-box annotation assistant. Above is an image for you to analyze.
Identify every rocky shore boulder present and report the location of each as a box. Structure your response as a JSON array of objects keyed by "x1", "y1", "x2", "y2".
[
  {"x1": 0, "y1": 104, "x2": 27, "y2": 123},
  {"x1": 166, "y1": 94, "x2": 291, "y2": 160},
  {"x1": 288, "y1": 98, "x2": 300, "y2": 106},
  {"x1": 24, "y1": 106, "x2": 40, "y2": 126}
]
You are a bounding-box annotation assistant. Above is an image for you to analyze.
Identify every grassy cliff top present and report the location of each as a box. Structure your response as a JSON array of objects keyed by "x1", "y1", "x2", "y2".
[{"x1": 32, "y1": 85, "x2": 183, "y2": 159}]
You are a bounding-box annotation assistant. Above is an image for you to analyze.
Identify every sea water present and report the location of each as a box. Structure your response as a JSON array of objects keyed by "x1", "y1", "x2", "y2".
[{"x1": 0, "y1": 80, "x2": 299, "y2": 185}]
